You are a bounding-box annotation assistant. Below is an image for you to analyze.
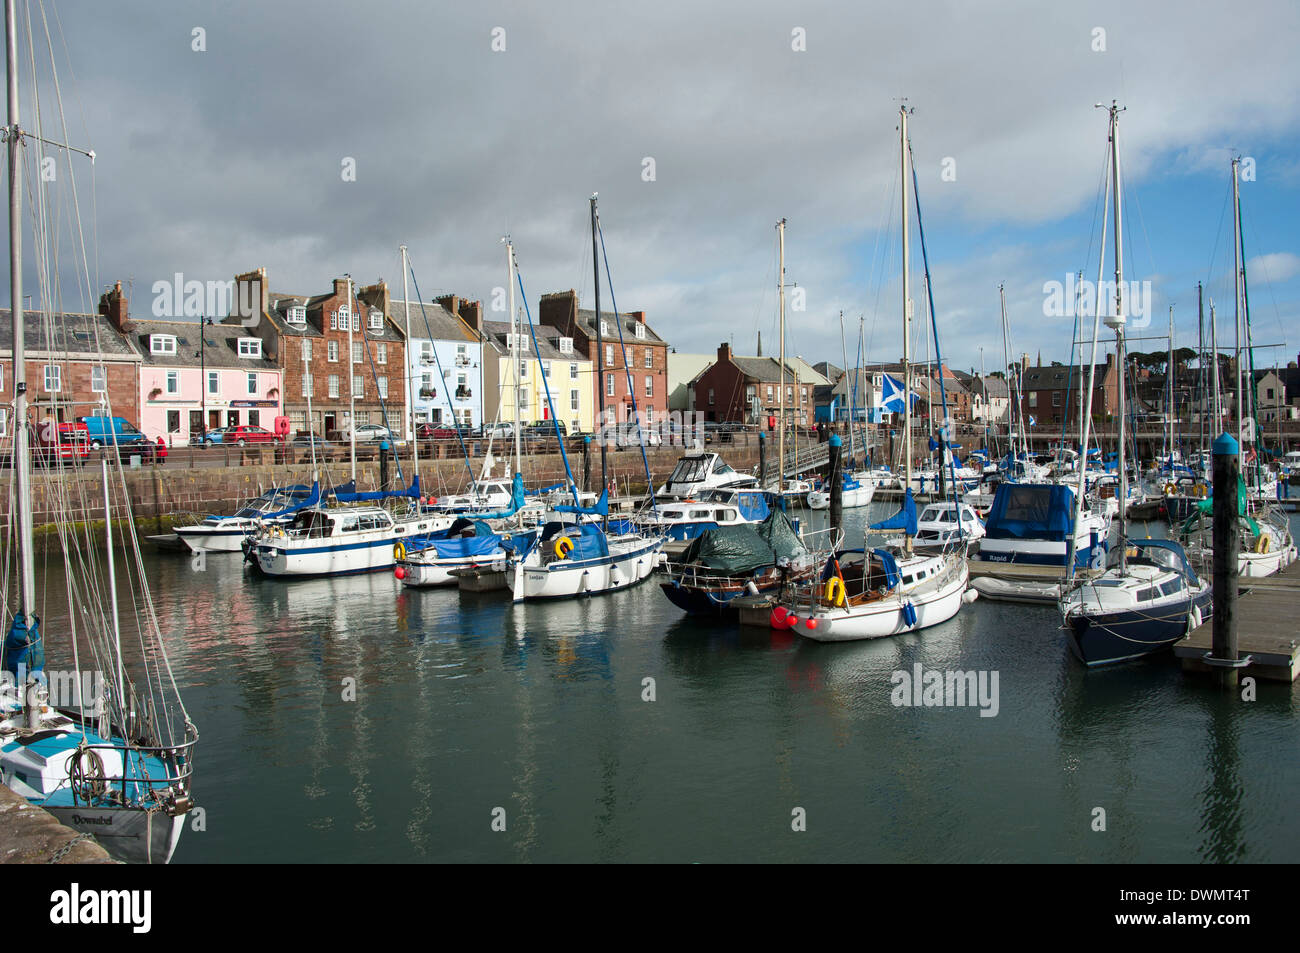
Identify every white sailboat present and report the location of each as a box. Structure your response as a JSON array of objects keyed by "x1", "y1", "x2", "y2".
[
  {"x1": 0, "y1": 2, "x2": 196, "y2": 862},
  {"x1": 774, "y1": 105, "x2": 970, "y2": 642},
  {"x1": 506, "y1": 198, "x2": 664, "y2": 602}
]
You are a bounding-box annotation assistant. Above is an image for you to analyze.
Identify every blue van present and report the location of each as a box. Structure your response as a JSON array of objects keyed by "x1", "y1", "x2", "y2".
[{"x1": 77, "y1": 416, "x2": 153, "y2": 452}]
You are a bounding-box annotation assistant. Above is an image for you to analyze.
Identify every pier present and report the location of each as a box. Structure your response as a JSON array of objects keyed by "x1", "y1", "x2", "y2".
[
  {"x1": 1174, "y1": 560, "x2": 1300, "y2": 682},
  {"x1": 0, "y1": 786, "x2": 116, "y2": 864}
]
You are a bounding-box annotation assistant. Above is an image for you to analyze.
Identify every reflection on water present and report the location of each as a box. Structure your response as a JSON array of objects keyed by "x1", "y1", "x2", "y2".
[{"x1": 35, "y1": 509, "x2": 1299, "y2": 863}]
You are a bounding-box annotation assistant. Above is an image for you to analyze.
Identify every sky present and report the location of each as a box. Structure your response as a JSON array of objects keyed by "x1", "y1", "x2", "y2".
[{"x1": 10, "y1": 0, "x2": 1300, "y2": 376}]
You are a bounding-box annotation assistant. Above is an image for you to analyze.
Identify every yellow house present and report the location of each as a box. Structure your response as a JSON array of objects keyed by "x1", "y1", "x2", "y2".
[{"x1": 481, "y1": 321, "x2": 594, "y2": 434}]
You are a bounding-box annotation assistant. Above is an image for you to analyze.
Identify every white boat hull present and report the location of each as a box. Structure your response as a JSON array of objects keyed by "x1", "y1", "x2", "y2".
[
  {"x1": 509, "y1": 535, "x2": 663, "y2": 601},
  {"x1": 789, "y1": 557, "x2": 969, "y2": 641}
]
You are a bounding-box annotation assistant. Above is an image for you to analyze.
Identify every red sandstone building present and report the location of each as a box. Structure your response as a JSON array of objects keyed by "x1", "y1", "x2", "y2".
[{"x1": 537, "y1": 290, "x2": 669, "y2": 424}]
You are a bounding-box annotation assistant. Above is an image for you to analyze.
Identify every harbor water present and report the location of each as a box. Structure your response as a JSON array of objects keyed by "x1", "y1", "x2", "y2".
[{"x1": 33, "y1": 503, "x2": 1300, "y2": 863}]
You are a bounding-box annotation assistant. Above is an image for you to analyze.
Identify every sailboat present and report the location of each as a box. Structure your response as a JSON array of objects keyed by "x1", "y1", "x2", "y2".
[
  {"x1": 1059, "y1": 102, "x2": 1211, "y2": 666},
  {"x1": 0, "y1": 0, "x2": 197, "y2": 862},
  {"x1": 808, "y1": 314, "x2": 878, "y2": 510},
  {"x1": 506, "y1": 198, "x2": 664, "y2": 602},
  {"x1": 773, "y1": 105, "x2": 970, "y2": 642}
]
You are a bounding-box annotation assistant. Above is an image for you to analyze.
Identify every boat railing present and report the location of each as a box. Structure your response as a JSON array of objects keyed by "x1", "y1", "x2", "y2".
[{"x1": 63, "y1": 720, "x2": 199, "y2": 808}]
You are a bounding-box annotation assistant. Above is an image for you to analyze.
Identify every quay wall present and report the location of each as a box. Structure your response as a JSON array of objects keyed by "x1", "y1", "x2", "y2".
[
  {"x1": 2, "y1": 437, "x2": 773, "y2": 544},
  {"x1": 0, "y1": 785, "x2": 116, "y2": 864}
]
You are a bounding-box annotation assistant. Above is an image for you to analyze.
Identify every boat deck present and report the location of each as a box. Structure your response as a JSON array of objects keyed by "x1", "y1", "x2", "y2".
[{"x1": 1174, "y1": 560, "x2": 1300, "y2": 682}]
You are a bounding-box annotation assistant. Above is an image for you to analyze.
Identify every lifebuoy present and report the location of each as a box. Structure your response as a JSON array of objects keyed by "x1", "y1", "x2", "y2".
[
  {"x1": 1163, "y1": 482, "x2": 1176, "y2": 496},
  {"x1": 393, "y1": 540, "x2": 407, "y2": 562},
  {"x1": 1254, "y1": 534, "x2": 1270, "y2": 555},
  {"x1": 1192, "y1": 483, "x2": 1208, "y2": 499},
  {"x1": 824, "y1": 576, "x2": 846, "y2": 607},
  {"x1": 554, "y1": 536, "x2": 574, "y2": 560}
]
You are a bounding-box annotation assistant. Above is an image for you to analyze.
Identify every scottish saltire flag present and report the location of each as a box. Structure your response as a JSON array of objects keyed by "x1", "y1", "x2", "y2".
[
  {"x1": 1028, "y1": 415, "x2": 1036, "y2": 428},
  {"x1": 881, "y1": 374, "x2": 909, "y2": 414}
]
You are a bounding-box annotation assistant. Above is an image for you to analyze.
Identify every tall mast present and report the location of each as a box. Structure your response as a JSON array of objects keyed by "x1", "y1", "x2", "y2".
[
  {"x1": 507, "y1": 237, "x2": 520, "y2": 475},
  {"x1": 347, "y1": 275, "x2": 357, "y2": 483},
  {"x1": 7, "y1": 0, "x2": 34, "y2": 616},
  {"x1": 402, "y1": 244, "x2": 417, "y2": 479},
  {"x1": 1210, "y1": 299, "x2": 1220, "y2": 439},
  {"x1": 777, "y1": 218, "x2": 786, "y2": 494},
  {"x1": 1170, "y1": 304, "x2": 1180, "y2": 468},
  {"x1": 590, "y1": 195, "x2": 608, "y2": 520},
  {"x1": 1104, "y1": 101, "x2": 1128, "y2": 575},
  {"x1": 900, "y1": 104, "x2": 913, "y2": 556},
  {"x1": 838, "y1": 310, "x2": 852, "y2": 460},
  {"x1": 1197, "y1": 282, "x2": 1205, "y2": 464},
  {"x1": 999, "y1": 284, "x2": 1013, "y2": 462}
]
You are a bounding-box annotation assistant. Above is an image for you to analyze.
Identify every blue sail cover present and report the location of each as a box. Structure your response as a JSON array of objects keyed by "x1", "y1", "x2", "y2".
[
  {"x1": 263, "y1": 482, "x2": 322, "y2": 519},
  {"x1": 471, "y1": 473, "x2": 527, "y2": 520},
  {"x1": 552, "y1": 488, "x2": 609, "y2": 517},
  {"x1": 870, "y1": 488, "x2": 918, "y2": 536},
  {"x1": 334, "y1": 475, "x2": 422, "y2": 504},
  {"x1": 984, "y1": 483, "x2": 1074, "y2": 541},
  {"x1": 526, "y1": 482, "x2": 566, "y2": 497},
  {"x1": 872, "y1": 548, "x2": 902, "y2": 588},
  {"x1": 3, "y1": 613, "x2": 44, "y2": 680},
  {"x1": 427, "y1": 534, "x2": 504, "y2": 559}
]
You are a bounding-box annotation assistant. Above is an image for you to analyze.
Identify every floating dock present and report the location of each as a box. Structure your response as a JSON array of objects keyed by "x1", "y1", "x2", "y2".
[{"x1": 1174, "y1": 560, "x2": 1300, "y2": 682}]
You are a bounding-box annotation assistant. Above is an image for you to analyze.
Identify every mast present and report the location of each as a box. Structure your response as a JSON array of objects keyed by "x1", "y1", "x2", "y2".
[
  {"x1": 900, "y1": 104, "x2": 913, "y2": 556},
  {"x1": 1167, "y1": 305, "x2": 1174, "y2": 470},
  {"x1": 347, "y1": 275, "x2": 357, "y2": 483},
  {"x1": 1210, "y1": 299, "x2": 1221, "y2": 441},
  {"x1": 1198, "y1": 282, "x2": 1205, "y2": 468},
  {"x1": 590, "y1": 195, "x2": 608, "y2": 523},
  {"x1": 998, "y1": 284, "x2": 1013, "y2": 465},
  {"x1": 507, "y1": 238, "x2": 520, "y2": 476},
  {"x1": 838, "y1": 310, "x2": 852, "y2": 461},
  {"x1": 777, "y1": 218, "x2": 786, "y2": 494},
  {"x1": 402, "y1": 244, "x2": 417, "y2": 479},
  {"x1": 1232, "y1": 157, "x2": 1243, "y2": 455},
  {"x1": 1105, "y1": 101, "x2": 1128, "y2": 575},
  {"x1": 102, "y1": 460, "x2": 123, "y2": 705},
  {"x1": 6, "y1": 0, "x2": 33, "y2": 617}
]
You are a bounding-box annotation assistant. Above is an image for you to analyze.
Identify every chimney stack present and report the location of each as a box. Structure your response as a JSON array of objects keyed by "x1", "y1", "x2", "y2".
[
  {"x1": 98, "y1": 280, "x2": 130, "y2": 334},
  {"x1": 718, "y1": 342, "x2": 732, "y2": 363},
  {"x1": 458, "y1": 299, "x2": 483, "y2": 335}
]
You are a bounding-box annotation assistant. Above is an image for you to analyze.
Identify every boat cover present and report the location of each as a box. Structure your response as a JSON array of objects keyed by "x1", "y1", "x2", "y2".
[{"x1": 983, "y1": 483, "x2": 1073, "y2": 541}]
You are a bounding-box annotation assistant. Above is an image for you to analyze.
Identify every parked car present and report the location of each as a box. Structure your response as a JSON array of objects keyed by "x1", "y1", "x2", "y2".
[
  {"x1": 596, "y1": 422, "x2": 662, "y2": 448},
  {"x1": 348, "y1": 423, "x2": 395, "y2": 442},
  {"x1": 77, "y1": 415, "x2": 152, "y2": 452},
  {"x1": 292, "y1": 432, "x2": 331, "y2": 449},
  {"x1": 191, "y1": 426, "x2": 231, "y2": 447},
  {"x1": 523, "y1": 420, "x2": 568, "y2": 442},
  {"x1": 417, "y1": 423, "x2": 470, "y2": 440},
  {"x1": 225, "y1": 425, "x2": 282, "y2": 446}
]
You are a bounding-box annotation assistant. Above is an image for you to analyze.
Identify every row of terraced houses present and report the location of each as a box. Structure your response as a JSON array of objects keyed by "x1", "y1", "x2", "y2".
[{"x1": 0, "y1": 269, "x2": 673, "y2": 444}]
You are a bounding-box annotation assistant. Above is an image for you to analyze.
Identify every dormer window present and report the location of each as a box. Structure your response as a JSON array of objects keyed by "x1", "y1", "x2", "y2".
[
  {"x1": 559, "y1": 337, "x2": 573, "y2": 354},
  {"x1": 368, "y1": 309, "x2": 383, "y2": 330},
  {"x1": 507, "y1": 333, "x2": 529, "y2": 353},
  {"x1": 150, "y1": 334, "x2": 177, "y2": 355},
  {"x1": 634, "y1": 323, "x2": 646, "y2": 340},
  {"x1": 599, "y1": 319, "x2": 609, "y2": 336},
  {"x1": 238, "y1": 337, "x2": 262, "y2": 358},
  {"x1": 287, "y1": 306, "x2": 307, "y2": 325}
]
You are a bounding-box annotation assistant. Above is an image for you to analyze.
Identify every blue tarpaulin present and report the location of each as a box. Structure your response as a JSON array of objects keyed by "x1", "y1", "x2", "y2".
[
  {"x1": 984, "y1": 483, "x2": 1074, "y2": 541},
  {"x1": 3, "y1": 613, "x2": 43, "y2": 680},
  {"x1": 870, "y1": 488, "x2": 918, "y2": 536}
]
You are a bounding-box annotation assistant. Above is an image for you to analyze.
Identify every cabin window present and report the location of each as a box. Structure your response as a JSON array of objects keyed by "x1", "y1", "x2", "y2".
[
  {"x1": 340, "y1": 518, "x2": 361, "y2": 533},
  {"x1": 1136, "y1": 587, "x2": 1155, "y2": 602}
]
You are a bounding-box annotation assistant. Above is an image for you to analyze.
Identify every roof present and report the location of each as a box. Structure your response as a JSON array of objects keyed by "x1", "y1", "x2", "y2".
[
  {"x1": 390, "y1": 300, "x2": 477, "y2": 343},
  {"x1": 481, "y1": 320, "x2": 590, "y2": 363},
  {"x1": 0, "y1": 309, "x2": 139, "y2": 360},
  {"x1": 1021, "y1": 363, "x2": 1109, "y2": 391},
  {"x1": 129, "y1": 319, "x2": 280, "y2": 370},
  {"x1": 575, "y1": 308, "x2": 667, "y2": 346},
  {"x1": 975, "y1": 375, "x2": 1010, "y2": 398},
  {"x1": 813, "y1": 361, "x2": 842, "y2": 381},
  {"x1": 262, "y1": 291, "x2": 406, "y2": 342}
]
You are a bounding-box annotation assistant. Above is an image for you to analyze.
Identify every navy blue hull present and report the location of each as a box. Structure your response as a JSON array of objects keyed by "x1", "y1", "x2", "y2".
[
  {"x1": 660, "y1": 577, "x2": 786, "y2": 616},
  {"x1": 1068, "y1": 591, "x2": 1212, "y2": 666}
]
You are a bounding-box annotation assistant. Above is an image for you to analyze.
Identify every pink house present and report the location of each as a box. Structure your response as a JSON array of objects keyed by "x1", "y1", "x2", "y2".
[{"x1": 128, "y1": 319, "x2": 283, "y2": 444}]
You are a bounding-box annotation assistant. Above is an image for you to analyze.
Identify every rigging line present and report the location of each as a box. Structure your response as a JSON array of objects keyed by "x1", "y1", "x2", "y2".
[
  {"x1": 596, "y1": 218, "x2": 658, "y2": 516},
  {"x1": 907, "y1": 137, "x2": 962, "y2": 517},
  {"x1": 405, "y1": 261, "x2": 474, "y2": 486},
  {"x1": 354, "y1": 306, "x2": 407, "y2": 491},
  {"x1": 513, "y1": 251, "x2": 580, "y2": 505}
]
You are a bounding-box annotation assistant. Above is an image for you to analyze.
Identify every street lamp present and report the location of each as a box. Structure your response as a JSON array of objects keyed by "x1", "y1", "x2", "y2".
[{"x1": 196, "y1": 316, "x2": 212, "y2": 439}]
